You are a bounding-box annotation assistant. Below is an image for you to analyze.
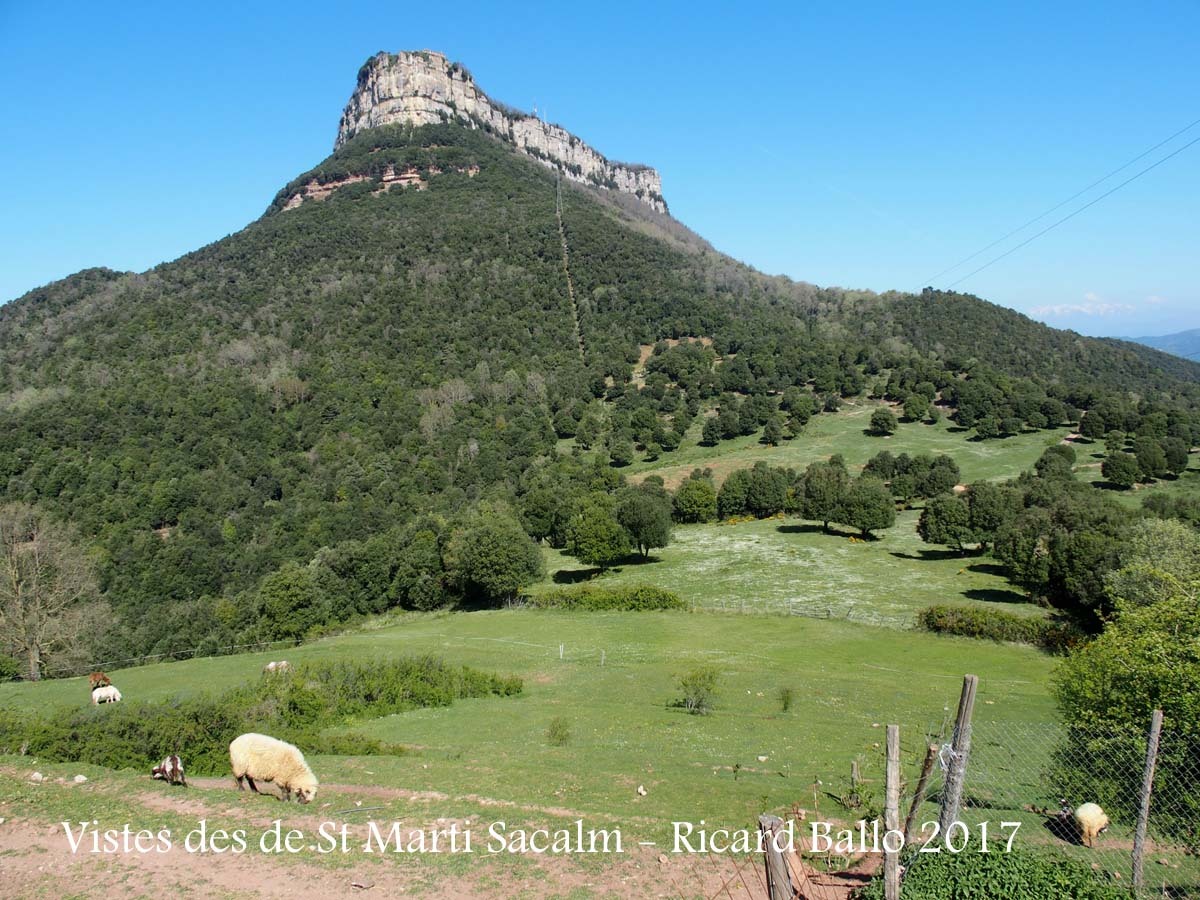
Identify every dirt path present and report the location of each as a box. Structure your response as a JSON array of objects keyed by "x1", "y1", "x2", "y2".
[{"x1": 0, "y1": 768, "x2": 778, "y2": 898}]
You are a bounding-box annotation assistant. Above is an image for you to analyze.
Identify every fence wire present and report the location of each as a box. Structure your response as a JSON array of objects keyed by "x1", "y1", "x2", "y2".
[
  {"x1": 959, "y1": 720, "x2": 1200, "y2": 896},
  {"x1": 681, "y1": 718, "x2": 1200, "y2": 899},
  {"x1": 838, "y1": 718, "x2": 1200, "y2": 898}
]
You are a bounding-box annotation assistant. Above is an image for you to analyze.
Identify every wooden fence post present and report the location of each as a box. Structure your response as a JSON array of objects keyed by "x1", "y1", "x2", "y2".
[
  {"x1": 885, "y1": 725, "x2": 901, "y2": 900},
  {"x1": 938, "y1": 674, "x2": 978, "y2": 833},
  {"x1": 1132, "y1": 708, "x2": 1164, "y2": 891},
  {"x1": 758, "y1": 814, "x2": 793, "y2": 900},
  {"x1": 903, "y1": 743, "x2": 939, "y2": 846}
]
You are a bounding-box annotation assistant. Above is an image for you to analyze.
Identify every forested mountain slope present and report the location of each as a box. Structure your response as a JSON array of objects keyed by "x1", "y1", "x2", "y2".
[{"x1": 1, "y1": 116, "x2": 1198, "y2": 665}]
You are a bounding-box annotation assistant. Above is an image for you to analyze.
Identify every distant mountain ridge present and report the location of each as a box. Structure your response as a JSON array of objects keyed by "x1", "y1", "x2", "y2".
[{"x1": 1128, "y1": 328, "x2": 1200, "y2": 361}]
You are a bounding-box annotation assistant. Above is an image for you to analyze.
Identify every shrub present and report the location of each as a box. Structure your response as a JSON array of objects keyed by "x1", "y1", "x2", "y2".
[
  {"x1": 546, "y1": 716, "x2": 570, "y2": 747},
  {"x1": 856, "y1": 848, "x2": 1126, "y2": 899},
  {"x1": 674, "y1": 665, "x2": 720, "y2": 715},
  {"x1": 778, "y1": 686, "x2": 794, "y2": 713},
  {"x1": 0, "y1": 656, "x2": 522, "y2": 775},
  {"x1": 0, "y1": 654, "x2": 20, "y2": 681},
  {"x1": 918, "y1": 605, "x2": 1084, "y2": 654},
  {"x1": 524, "y1": 584, "x2": 685, "y2": 611}
]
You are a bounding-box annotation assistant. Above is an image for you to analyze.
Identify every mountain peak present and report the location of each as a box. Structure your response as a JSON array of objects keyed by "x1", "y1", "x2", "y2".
[{"x1": 335, "y1": 50, "x2": 667, "y2": 213}]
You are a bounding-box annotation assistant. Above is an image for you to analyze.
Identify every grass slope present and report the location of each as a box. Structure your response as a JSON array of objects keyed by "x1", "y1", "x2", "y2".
[
  {"x1": 530, "y1": 513, "x2": 1037, "y2": 626},
  {"x1": 0, "y1": 609, "x2": 1055, "y2": 835},
  {"x1": 627, "y1": 401, "x2": 1068, "y2": 488}
]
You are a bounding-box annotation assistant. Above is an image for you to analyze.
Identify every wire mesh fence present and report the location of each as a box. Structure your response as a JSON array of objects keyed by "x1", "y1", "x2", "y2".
[
  {"x1": 699, "y1": 598, "x2": 911, "y2": 630},
  {"x1": 961, "y1": 718, "x2": 1200, "y2": 896},
  {"x1": 668, "y1": 713, "x2": 1200, "y2": 899}
]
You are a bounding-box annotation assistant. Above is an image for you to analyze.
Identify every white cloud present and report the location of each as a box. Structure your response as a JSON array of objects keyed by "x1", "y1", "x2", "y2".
[
  {"x1": 1144, "y1": 295, "x2": 1166, "y2": 305},
  {"x1": 1030, "y1": 297, "x2": 1135, "y2": 317}
]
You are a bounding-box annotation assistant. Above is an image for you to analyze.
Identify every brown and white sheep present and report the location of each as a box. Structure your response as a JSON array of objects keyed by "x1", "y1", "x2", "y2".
[
  {"x1": 91, "y1": 685, "x2": 122, "y2": 704},
  {"x1": 229, "y1": 733, "x2": 317, "y2": 803},
  {"x1": 88, "y1": 672, "x2": 112, "y2": 690},
  {"x1": 151, "y1": 754, "x2": 187, "y2": 786}
]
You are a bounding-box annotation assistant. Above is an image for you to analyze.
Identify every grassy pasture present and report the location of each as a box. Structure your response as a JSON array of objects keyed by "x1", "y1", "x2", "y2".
[
  {"x1": 0, "y1": 609, "x2": 1056, "y2": 838},
  {"x1": 529, "y1": 514, "x2": 1041, "y2": 627},
  {"x1": 626, "y1": 402, "x2": 1069, "y2": 488}
]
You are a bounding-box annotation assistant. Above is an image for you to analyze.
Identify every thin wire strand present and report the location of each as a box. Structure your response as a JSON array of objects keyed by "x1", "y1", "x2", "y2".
[
  {"x1": 921, "y1": 115, "x2": 1200, "y2": 287},
  {"x1": 944, "y1": 132, "x2": 1200, "y2": 289}
]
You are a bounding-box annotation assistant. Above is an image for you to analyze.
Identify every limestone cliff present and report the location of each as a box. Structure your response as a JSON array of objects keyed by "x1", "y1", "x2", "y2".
[{"x1": 336, "y1": 51, "x2": 667, "y2": 214}]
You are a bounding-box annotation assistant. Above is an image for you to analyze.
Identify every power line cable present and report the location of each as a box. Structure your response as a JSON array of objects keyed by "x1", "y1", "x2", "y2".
[
  {"x1": 942, "y1": 132, "x2": 1200, "y2": 290},
  {"x1": 920, "y1": 115, "x2": 1200, "y2": 288}
]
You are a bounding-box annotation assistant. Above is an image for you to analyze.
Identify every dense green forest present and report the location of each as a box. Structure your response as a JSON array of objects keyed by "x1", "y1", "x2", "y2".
[{"x1": 2, "y1": 121, "x2": 1199, "y2": 673}]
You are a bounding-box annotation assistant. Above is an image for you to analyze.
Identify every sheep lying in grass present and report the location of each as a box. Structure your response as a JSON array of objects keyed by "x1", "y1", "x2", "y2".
[
  {"x1": 151, "y1": 754, "x2": 187, "y2": 786},
  {"x1": 229, "y1": 733, "x2": 317, "y2": 803},
  {"x1": 91, "y1": 685, "x2": 122, "y2": 704},
  {"x1": 1074, "y1": 802, "x2": 1110, "y2": 848},
  {"x1": 262, "y1": 660, "x2": 291, "y2": 674}
]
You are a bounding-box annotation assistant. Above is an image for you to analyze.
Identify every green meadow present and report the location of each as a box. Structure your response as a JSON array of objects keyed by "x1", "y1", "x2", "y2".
[
  {"x1": 529, "y1": 513, "x2": 1040, "y2": 627},
  {"x1": 0, "y1": 609, "x2": 1057, "y2": 837},
  {"x1": 627, "y1": 401, "x2": 1069, "y2": 488}
]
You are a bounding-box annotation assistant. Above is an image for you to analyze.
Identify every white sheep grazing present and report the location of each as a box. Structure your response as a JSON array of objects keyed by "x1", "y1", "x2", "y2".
[
  {"x1": 91, "y1": 685, "x2": 122, "y2": 705},
  {"x1": 229, "y1": 733, "x2": 317, "y2": 803},
  {"x1": 263, "y1": 660, "x2": 291, "y2": 674},
  {"x1": 1074, "y1": 802, "x2": 1110, "y2": 848}
]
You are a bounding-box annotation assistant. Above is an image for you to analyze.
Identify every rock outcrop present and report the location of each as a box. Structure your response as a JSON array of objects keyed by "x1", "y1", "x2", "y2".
[{"x1": 336, "y1": 51, "x2": 667, "y2": 214}]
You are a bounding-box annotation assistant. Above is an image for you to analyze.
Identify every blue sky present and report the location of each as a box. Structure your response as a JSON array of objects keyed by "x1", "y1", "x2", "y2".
[{"x1": 1, "y1": 0, "x2": 1197, "y2": 337}]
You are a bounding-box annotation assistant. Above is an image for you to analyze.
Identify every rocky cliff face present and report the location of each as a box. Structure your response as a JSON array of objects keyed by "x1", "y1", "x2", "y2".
[{"x1": 336, "y1": 51, "x2": 667, "y2": 214}]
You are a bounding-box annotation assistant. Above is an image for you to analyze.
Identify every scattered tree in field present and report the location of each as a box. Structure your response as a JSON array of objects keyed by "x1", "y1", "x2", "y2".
[
  {"x1": 1134, "y1": 436, "x2": 1168, "y2": 481},
  {"x1": 964, "y1": 481, "x2": 1021, "y2": 550},
  {"x1": 1035, "y1": 444, "x2": 1076, "y2": 480},
  {"x1": 0, "y1": 504, "x2": 100, "y2": 681},
  {"x1": 1161, "y1": 436, "x2": 1190, "y2": 476},
  {"x1": 566, "y1": 499, "x2": 631, "y2": 570},
  {"x1": 802, "y1": 459, "x2": 848, "y2": 531},
  {"x1": 717, "y1": 405, "x2": 740, "y2": 440},
  {"x1": 761, "y1": 417, "x2": 783, "y2": 446},
  {"x1": 994, "y1": 483, "x2": 1130, "y2": 617},
  {"x1": 616, "y1": 483, "x2": 673, "y2": 558},
  {"x1": 717, "y1": 469, "x2": 751, "y2": 520},
  {"x1": 838, "y1": 477, "x2": 896, "y2": 538},
  {"x1": 446, "y1": 511, "x2": 544, "y2": 604},
  {"x1": 700, "y1": 417, "x2": 721, "y2": 446},
  {"x1": 743, "y1": 462, "x2": 789, "y2": 518},
  {"x1": 1079, "y1": 410, "x2": 1107, "y2": 440},
  {"x1": 868, "y1": 407, "x2": 898, "y2": 436},
  {"x1": 1101, "y1": 453, "x2": 1140, "y2": 489},
  {"x1": 903, "y1": 393, "x2": 930, "y2": 422},
  {"x1": 974, "y1": 416, "x2": 1001, "y2": 440},
  {"x1": 918, "y1": 494, "x2": 973, "y2": 552},
  {"x1": 672, "y1": 472, "x2": 717, "y2": 524},
  {"x1": 608, "y1": 436, "x2": 634, "y2": 467}
]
